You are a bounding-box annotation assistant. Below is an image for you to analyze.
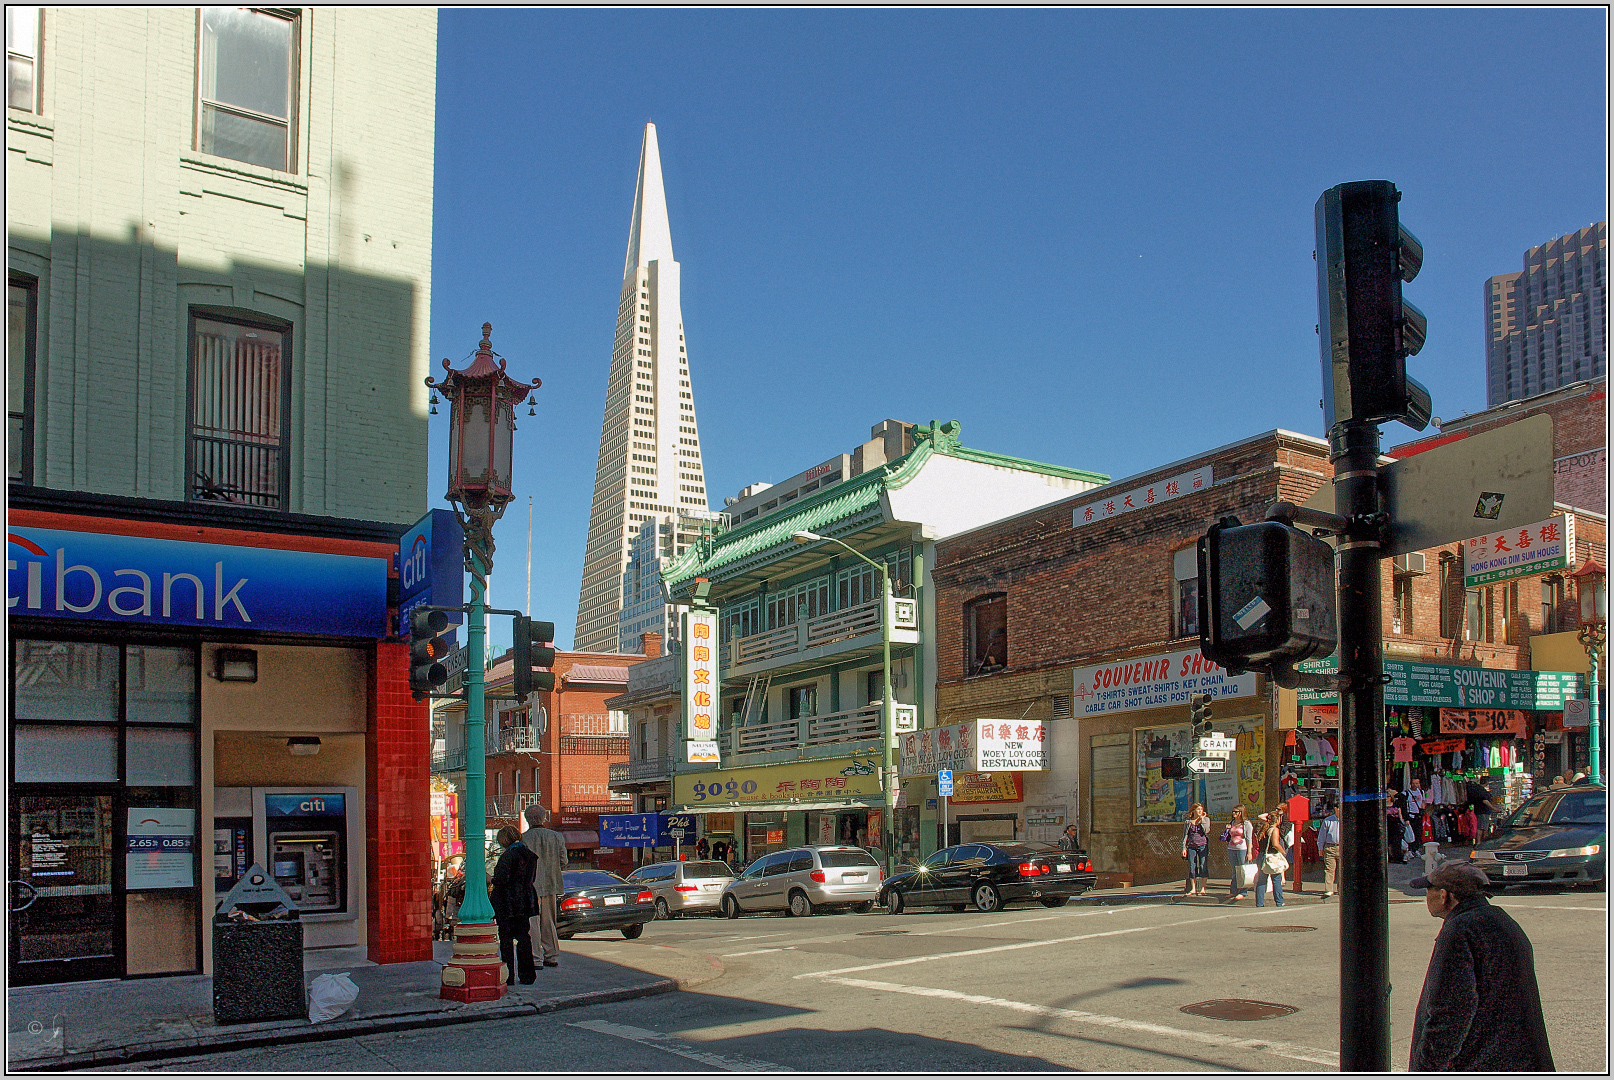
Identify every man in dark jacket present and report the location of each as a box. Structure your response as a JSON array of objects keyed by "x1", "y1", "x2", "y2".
[
  {"x1": 489, "y1": 826, "x2": 538, "y2": 985},
  {"x1": 1057, "y1": 824, "x2": 1081, "y2": 852},
  {"x1": 1408, "y1": 862, "x2": 1554, "y2": 1071}
]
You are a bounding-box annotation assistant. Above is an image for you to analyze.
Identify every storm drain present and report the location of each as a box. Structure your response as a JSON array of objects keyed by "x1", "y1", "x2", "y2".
[
  {"x1": 1180, "y1": 999, "x2": 1300, "y2": 1021},
  {"x1": 1243, "y1": 925, "x2": 1317, "y2": 933},
  {"x1": 857, "y1": 930, "x2": 910, "y2": 936}
]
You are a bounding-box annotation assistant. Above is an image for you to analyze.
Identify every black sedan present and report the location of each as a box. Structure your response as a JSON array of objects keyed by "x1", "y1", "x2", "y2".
[
  {"x1": 557, "y1": 870, "x2": 656, "y2": 939},
  {"x1": 1469, "y1": 785, "x2": 1605, "y2": 890},
  {"x1": 878, "y1": 842, "x2": 1096, "y2": 914}
]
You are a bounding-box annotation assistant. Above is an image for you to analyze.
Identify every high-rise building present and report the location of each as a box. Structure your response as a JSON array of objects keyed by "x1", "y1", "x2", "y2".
[
  {"x1": 575, "y1": 124, "x2": 709, "y2": 651},
  {"x1": 1484, "y1": 222, "x2": 1606, "y2": 406},
  {"x1": 618, "y1": 510, "x2": 723, "y2": 654}
]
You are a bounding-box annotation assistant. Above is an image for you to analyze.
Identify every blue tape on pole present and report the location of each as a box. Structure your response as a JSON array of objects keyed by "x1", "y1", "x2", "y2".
[{"x1": 1341, "y1": 791, "x2": 1387, "y2": 803}]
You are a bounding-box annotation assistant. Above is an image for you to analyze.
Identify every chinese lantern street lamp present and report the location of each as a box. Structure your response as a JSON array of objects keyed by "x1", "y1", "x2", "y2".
[
  {"x1": 429, "y1": 323, "x2": 539, "y2": 1002},
  {"x1": 1571, "y1": 558, "x2": 1606, "y2": 785}
]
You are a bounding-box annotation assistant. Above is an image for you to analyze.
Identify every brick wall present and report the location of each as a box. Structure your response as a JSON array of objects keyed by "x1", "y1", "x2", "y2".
[{"x1": 366, "y1": 641, "x2": 432, "y2": 964}]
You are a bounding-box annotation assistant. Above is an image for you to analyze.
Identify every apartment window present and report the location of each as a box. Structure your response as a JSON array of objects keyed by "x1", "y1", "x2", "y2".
[
  {"x1": 7, "y1": 7, "x2": 39, "y2": 112},
  {"x1": 1439, "y1": 557, "x2": 1463, "y2": 638},
  {"x1": 188, "y1": 314, "x2": 290, "y2": 508},
  {"x1": 197, "y1": 7, "x2": 298, "y2": 171},
  {"x1": 8, "y1": 274, "x2": 37, "y2": 483},
  {"x1": 965, "y1": 593, "x2": 1007, "y2": 676},
  {"x1": 1463, "y1": 587, "x2": 1492, "y2": 643},
  {"x1": 788, "y1": 683, "x2": 818, "y2": 720},
  {"x1": 1393, "y1": 576, "x2": 1413, "y2": 635},
  {"x1": 1542, "y1": 576, "x2": 1566, "y2": 635},
  {"x1": 767, "y1": 576, "x2": 830, "y2": 630},
  {"x1": 1171, "y1": 547, "x2": 1198, "y2": 639}
]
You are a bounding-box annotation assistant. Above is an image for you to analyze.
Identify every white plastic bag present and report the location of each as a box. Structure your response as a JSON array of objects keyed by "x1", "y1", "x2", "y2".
[
  {"x1": 308, "y1": 972, "x2": 360, "y2": 1023},
  {"x1": 1236, "y1": 862, "x2": 1260, "y2": 889}
]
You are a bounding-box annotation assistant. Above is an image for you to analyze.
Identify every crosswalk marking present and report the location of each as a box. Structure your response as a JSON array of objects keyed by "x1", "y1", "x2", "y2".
[{"x1": 570, "y1": 1020, "x2": 790, "y2": 1072}]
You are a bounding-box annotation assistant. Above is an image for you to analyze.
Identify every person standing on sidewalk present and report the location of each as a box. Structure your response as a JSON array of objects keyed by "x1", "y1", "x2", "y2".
[
  {"x1": 1253, "y1": 809, "x2": 1289, "y2": 908},
  {"x1": 489, "y1": 826, "x2": 537, "y2": 985},
  {"x1": 1180, "y1": 803, "x2": 1211, "y2": 896},
  {"x1": 1318, "y1": 802, "x2": 1342, "y2": 898},
  {"x1": 1408, "y1": 862, "x2": 1554, "y2": 1071},
  {"x1": 1221, "y1": 804, "x2": 1252, "y2": 900},
  {"x1": 1405, "y1": 777, "x2": 1428, "y2": 843},
  {"x1": 1058, "y1": 823, "x2": 1082, "y2": 852},
  {"x1": 522, "y1": 803, "x2": 567, "y2": 969}
]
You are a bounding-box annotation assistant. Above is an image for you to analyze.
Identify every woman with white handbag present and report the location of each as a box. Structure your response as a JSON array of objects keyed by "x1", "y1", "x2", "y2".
[
  {"x1": 1220, "y1": 804, "x2": 1253, "y2": 901},
  {"x1": 1253, "y1": 808, "x2": 1290, "y2": 908}
]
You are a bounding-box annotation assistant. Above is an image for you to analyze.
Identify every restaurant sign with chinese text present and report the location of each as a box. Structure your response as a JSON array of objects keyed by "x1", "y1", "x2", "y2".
[
  {"x1": 975, "y1": 719, "x2": 1048, "y2": 771},
  {"x1": 1462, "y1": 514, "x2": 1572, "y2": 588},
  {"x1": 683, "y1": 609, "x2": 718, "y2": 758},
  {"x1": 898, "y1": 720, "x2": 974, "y2": 779},
  {"x1": 1073, "y1": 466, "x2": 1212, "y2": 529}
]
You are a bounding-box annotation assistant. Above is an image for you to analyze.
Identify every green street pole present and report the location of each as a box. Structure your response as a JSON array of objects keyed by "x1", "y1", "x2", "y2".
[
  {"x1": 1586, "y1": 639, "x2": 1602, "y2": 785},
  {"x1": 456, "y1": 542, "x2": 496, "y2": 925}
]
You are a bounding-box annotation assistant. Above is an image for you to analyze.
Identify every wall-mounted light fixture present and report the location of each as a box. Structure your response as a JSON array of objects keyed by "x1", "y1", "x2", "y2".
[
  {"x1": 213, "y1": 648, "x2": 258, "y2": 682},
  {"x1": 287, "y1": 736, "x2": 322, "y2": 756}
]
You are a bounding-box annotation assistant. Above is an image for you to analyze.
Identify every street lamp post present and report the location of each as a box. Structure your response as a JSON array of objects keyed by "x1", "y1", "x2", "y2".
[
  {"x1": 429, "y1": 324, "x2": 539, "y2": 1002},
  {"x1": 1571, "y1": 558, "x2": 1606, "y2": 785},
  {"x1": 792, "y1": 531, "x2": 896, "y2": 879}
]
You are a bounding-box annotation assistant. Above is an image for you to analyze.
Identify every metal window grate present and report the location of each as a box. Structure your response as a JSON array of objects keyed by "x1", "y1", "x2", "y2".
[{"x1": 190, "y1": 318, "x2": 287, "y2": 507}]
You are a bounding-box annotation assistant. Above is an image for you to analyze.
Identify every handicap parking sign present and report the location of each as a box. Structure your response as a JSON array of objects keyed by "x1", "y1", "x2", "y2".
[{"x1": 937, "y1": 769, "x2": 953, "y2": 796}]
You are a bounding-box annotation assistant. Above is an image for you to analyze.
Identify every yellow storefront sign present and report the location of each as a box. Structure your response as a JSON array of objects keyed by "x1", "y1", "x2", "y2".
[{"x1": 673, "y1": 757, "x2": 883, "y2": 807}]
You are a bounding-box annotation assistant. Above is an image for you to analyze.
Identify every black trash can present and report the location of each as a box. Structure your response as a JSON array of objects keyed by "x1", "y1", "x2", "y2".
[{"x1": 212, "y1": 863, "x2": 307, "y2": 1024}]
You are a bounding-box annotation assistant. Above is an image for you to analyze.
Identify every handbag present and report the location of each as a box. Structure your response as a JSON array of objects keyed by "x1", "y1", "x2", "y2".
[
  {"x1": 1262, "y1": 851, "x2": 1290, "y2": 875},
  {"x1": 1236, "y1": 862, "x2": 1260, "y2": 889}
]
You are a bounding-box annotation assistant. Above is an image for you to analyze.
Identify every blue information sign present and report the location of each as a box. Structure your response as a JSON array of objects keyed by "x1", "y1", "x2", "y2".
[
  {"x1": 600, "y1": 814, "x2": 672, "y2": 848},
  {"x1": 664, "y1": 814, "x2": 696, "y2": 840},
  {"x1": 937, "y1": 769, "x2": 954, "y2": 796}
]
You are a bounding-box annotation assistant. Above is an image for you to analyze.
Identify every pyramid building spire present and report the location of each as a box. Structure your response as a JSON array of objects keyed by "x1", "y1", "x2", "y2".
[{"x1": 575, "y1": 124, "x2": 711, "y2": 653}]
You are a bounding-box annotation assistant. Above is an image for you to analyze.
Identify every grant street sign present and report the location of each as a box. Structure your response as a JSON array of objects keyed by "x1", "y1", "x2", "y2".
[{"x1": 1198, "y1": 736, "x2": 1237, "y2": 752}]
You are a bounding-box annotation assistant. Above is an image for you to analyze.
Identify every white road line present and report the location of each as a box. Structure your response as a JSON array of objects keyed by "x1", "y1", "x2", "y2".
[
  {"x1": 1495, "y1": 903, "x2": 1606, "y2": 912},
  {"x1": 715, "y1": 932, "x2": 791, "y2": 942},
  {"x1": 570, "y1": 1019, "x2": 791, "y2": 1072},
  {"x1": 795, "y1": 908, "x2": 1269, "y2": 980},
  {"x1": 721, "y1": 946, "x2": 798, "y2": 957},
  {"x1": 718, "y1": 908, "x2": 1126, "y2": 956},
  {"x1": 812, "y1": 976, "x2": 1339, "y2": 1068}
]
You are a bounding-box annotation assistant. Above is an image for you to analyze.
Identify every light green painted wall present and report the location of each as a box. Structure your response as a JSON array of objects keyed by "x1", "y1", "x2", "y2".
[{"x1": 6, "y1": 7, "x2": 436, "y2": 523}]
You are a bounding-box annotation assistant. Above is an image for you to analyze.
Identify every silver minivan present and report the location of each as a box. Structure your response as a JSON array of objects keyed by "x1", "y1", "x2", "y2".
[
  {"x1": 720, "y1": 846, "x2": 883, "y2": 918},
  {"x1": 625, "y1": 860, "x2": 736, "y2": 919}
]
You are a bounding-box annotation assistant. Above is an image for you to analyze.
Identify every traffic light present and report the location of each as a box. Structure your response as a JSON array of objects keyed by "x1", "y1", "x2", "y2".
[
  {"x1": 1189, "y1": 693, "x2": 1213, "y2": 740},
  {"x1": 1160, "y1": 756, "x2": 1186, "y2": 780},
  {"x1": 512, "y1": 615, "x2": 557, "y2": 698},
  {"x1": 1315, "y1": 179, "x2": 1431, "y2": 432},
  {"x1": 408, "y1": 608, "x2": 451, "y2": 697},
  {"x1": 1197, "y1": 516, "x2": 1337, "y2": 682}
]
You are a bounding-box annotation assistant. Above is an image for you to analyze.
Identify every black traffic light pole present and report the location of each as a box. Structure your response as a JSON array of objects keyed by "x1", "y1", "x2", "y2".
[{"x1": 1333, "y1": 420, "x2": 1390, "y2": 1071}]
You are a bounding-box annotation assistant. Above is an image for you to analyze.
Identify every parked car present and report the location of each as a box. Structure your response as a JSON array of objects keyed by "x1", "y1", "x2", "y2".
[
  {"x1": 1469, "y1": 785, "x2": 1605, "y2": 890},
  {"x1": 720, "y1": 846, "x2": 883, "y2": 918},
  {"x1": 626, "y1": 860, "x2": 736, "y2": 919},
  {"x1": 878, "y1": 842, "x2": 1096, "y2": 914},
  {"x1": 556, "y1": 869, "x2": 656, "y2": 939}
]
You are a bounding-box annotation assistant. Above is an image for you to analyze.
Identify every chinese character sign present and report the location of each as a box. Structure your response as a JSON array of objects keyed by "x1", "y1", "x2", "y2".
[
  {"x1": 1462, "y1": 514, "x2": 1573, "y2": 588},
  {"x1": 1073, "y1": 467, "x2": 1212, "y2": 529},
  {"x1": 684, "y1": 610, "x2": 719, "y2": 751},
  {"x1": 975, "y1": 719, "x2": 1047, "y2": 771}
]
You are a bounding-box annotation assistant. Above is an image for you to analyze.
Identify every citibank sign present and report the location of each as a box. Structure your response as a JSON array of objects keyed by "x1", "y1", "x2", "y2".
[{"x1": 7, "y1": 526, "x2": 388, "y2": 636}]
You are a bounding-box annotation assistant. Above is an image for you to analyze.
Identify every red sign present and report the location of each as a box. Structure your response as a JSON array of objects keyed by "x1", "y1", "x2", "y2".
[
  {"x1": 1419, "y1": 738, "x2": 1466, "y2": 755},
  {"x1": 1439, "y1": 709, "x2": 1525, "y2": 735}
]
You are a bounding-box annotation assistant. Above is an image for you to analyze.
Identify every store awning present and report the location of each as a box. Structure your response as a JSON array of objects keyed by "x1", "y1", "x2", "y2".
[
  {"x1": 670, "y1": 798, "x2": 882, "y2": 815},
  {"x1": 565, "y1": 664, "x2": 629, "y2": 685},
  {"x1": 561, "y1": 830, "x2": 600, "y2": 848}
]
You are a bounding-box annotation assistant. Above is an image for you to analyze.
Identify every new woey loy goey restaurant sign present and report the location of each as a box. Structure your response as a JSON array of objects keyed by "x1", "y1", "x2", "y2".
[
  {"x1": 8, "y1": 526, "x2": 388, "y2": 636},
  {"x1": 1071, "y1": 647, "x2": 1258, "y2": 716}
]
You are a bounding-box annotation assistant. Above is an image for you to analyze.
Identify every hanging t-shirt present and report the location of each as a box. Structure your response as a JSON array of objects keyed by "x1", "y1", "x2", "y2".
[{"x1": 1392, "y1": 737, "x2": 1416, "y2": 763}]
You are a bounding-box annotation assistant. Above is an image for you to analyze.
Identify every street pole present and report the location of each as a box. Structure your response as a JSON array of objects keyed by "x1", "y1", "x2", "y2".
[
  {"x1": 880, "y1": 564, "x2": 895, "y2": 881},
  {"x1": 1584, "y1": 637, "x2": 1603, "y2": 785},
  {"x1": 1333, "y1": 419, "x2": 1389, "y2": 1071}
]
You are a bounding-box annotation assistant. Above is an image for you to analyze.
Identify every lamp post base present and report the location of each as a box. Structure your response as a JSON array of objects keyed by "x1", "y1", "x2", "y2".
[{"x1": 439, "y1": 921, "x2": 507, "y2": 1002}]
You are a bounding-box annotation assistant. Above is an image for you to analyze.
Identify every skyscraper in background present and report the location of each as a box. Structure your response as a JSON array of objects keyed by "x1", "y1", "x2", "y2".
[
  {"x1": 1484, "y1": 221, "x2": 1606, "y2": 407},
  {"x1": 575, "y1": 123, "x2": 711, "y2": 652}
]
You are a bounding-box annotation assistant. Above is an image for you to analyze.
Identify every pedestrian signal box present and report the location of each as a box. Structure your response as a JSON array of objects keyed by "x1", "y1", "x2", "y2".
[{"x1": 1197, "y1": 517, "x2": 1336, "y2": 681}]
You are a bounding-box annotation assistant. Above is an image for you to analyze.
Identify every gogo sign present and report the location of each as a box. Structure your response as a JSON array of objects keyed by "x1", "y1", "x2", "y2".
[{"x1": 7, "y1": 527, "x2": 387, "y2": 636}]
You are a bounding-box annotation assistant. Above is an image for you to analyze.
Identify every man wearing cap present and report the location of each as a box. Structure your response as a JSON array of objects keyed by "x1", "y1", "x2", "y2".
[{"x1": 1408, "y1": 862, "x2": 1554, "y2": 1071}]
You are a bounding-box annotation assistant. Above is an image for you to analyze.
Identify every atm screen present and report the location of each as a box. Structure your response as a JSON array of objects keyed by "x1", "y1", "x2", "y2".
[{"x1": 274, "y1": 856, "x2": 302, "y2": 880}]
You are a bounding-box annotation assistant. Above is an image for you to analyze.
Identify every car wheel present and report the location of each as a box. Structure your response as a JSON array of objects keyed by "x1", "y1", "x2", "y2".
[
  {"x1": 788, "y1": 890, "x2": 814, "y2": 918},
  {"x1": 885, "y1": 890, "x2": 904, "y2": 915},
  {"x1": 853, "y1": 900, "x2": 875, "y2": 914},
  {"x1": 559, "y1": 932, "x2": 575, "y2": 940},
  {"x1": 972, "y1": 883, "x2": 1002, "y2": 913},
  {"x1": 723, "y1": 895, "x2": 741, "y2": 919},
  {"x1": 1040, "y1": 896, "x2": 1068, "y2": 908},
  {"x1": 621, "y1": 923, "x2": 644, "y2": 939},
  {"x1": 655, "y1": 897, "x2": 671, "y2": 921}
]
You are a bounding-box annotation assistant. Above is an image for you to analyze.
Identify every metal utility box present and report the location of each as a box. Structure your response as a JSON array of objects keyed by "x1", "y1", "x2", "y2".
[
  {"x1": 212, "y1": 864, "x2": 306, "y2": 1024},
  {"x1": 1198, "y1": 519, "x2": 1337, "y2": 673}
]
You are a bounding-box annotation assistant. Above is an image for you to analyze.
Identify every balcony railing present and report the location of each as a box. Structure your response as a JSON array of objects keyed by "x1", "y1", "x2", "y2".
[
  {"x1": 487, "y1": 793, "x2": 542, "y2": 820},
  {"x1": 729, "y1": 596, "x2": 918, "y2": 669},
  {"x1": 560, "y1": 712, "x2": 630, "y2": 737},
  {"x1": 728, "y1": 702, "x2": 917, "y2": 756},
  {"x1": 432, "y1": 746, "x2": 466, "y2": 773},
  {"x1": 609, "y1": 756, "x2": 675, "y2": 785},
  {"x1": 498, "y1": 725, "x2": 541, "y2": 753}
]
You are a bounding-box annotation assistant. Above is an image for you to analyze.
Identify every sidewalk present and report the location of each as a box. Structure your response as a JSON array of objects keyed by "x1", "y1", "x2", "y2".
[{"x1": 7, "y1": 939, "x2": 725, "y2": 1072}]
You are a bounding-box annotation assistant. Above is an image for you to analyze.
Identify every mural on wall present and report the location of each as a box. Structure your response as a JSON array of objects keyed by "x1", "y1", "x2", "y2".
[
  {"x1": 1135, "y1": 718, "x2": 1265, "y2": 823},
  {"x1": 1135, "y1": 725, "x2": 1192, "y2": 823}
]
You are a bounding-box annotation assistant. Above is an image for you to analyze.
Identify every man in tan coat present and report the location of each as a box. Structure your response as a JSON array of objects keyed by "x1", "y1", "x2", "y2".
[{"x1": 521, "y1": 803, "x2": 567, "y2": 968}]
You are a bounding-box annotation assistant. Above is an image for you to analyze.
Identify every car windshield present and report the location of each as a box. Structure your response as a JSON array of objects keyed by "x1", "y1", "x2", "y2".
[
  {"x1": 683, "y1": 862, "x2": 733, "y2": 878},
  {"x1": 564, "y1": 871, "x2": 625, "y2": 890},
  {"x1": 1552, "y1": 790, "x2": 1606, "y2": 825}
]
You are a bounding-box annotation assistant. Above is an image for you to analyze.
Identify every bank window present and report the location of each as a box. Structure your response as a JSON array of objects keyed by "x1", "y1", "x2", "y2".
[
  {"x1": 788, "y1": 683, "x2": 818, "y2": 719},
  {"x1": 189, "y1": 314, "x2": 290, "y2": 508},
  {"x1": 9, "y1": 274, "x2": 37, "y2": 483},
  {"x1": 965, "y1": 593, "x2": 1007, "y2": 676},
  {"x1": 1171, "y1": 546, "x2": 1198, "y2": 639},
  {"x1": 196, "y1": 7, "x2": 298, "y2": 172},
  {"x1": 7, "y1": 7, "x2": 39, "y2": 112}
]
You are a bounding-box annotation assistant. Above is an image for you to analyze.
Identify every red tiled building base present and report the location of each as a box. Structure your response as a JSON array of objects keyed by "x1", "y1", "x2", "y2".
[{"x1": 367, "y1": 640, "x2": 433, "y2": 964}]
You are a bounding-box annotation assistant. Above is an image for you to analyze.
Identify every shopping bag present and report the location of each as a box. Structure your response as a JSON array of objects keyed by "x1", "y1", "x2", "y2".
[
  {"x1": 308, "y1": 972, "x2": 360, "y2": 1024},
  {"x1": 1236, "y1": 862, "x2": 1260, "y2": 889}
]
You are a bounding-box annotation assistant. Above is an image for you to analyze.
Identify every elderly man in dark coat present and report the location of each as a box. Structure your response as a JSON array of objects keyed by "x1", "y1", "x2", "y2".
[{"x1": 1408, "y1": 862, "x2": 1554, "y2": 1072}]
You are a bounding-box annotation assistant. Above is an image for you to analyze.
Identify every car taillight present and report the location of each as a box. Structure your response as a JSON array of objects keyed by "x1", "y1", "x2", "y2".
[
  {"x1": 636, "y1": 890, "x2": 653, "y2": 904},
  {"x1": 809, "y1": 870, "x2": 826, "y2": 883},
  {"x1": 561, "y1": 897, "x2": 591, "y2": 911},
  {"x1": 1018, "y1": 861, "x2": 1042, "y2": 877},
  {"x1": 877, "y1": 867, "x2": 884, "y2": 881},
  {"x1": 1079, "y1": 859, "x2": 1092, "y2": 872},
  {"x1": 674, "y1": 884, "x2": 699, "y2": 892}
]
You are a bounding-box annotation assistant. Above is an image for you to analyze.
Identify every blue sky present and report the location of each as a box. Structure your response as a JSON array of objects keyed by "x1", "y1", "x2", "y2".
[{"x1": 429, "y1": 8, "x2": 1608, "y2": 652}]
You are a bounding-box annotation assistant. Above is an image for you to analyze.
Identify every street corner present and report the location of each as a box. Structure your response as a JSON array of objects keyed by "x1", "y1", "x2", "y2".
[{"x1": 557, "y1": 938, "x2": 727, "y2": 992}]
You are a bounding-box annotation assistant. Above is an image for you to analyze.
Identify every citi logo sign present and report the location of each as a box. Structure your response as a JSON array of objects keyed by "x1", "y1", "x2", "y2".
[
  {"x1": 8, "y1": 532, "x2": 252, "y2": 622},
  {"x1": 401, "y1": 533, "x2": 429, "y2": 592}
]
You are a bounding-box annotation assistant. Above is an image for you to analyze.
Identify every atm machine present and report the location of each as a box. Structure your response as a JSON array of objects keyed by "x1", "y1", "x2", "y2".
[{"x1": 213, "y1": 787, "x2": 358, "y2": 933}]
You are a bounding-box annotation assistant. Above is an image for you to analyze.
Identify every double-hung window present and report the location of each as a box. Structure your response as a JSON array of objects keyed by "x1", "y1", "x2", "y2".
[
  {"x1": 1171, "y1": 547, "x2": 1199, "y2": 639},
  {"x1": 965, "y1": 593, "x2": 1007, "y2": 676},
  {"x1": 7, "y1": 8, "x2": 39, "y2": 112},
  {"x1": 188, "y1": 314, "x2": 290, "y2": 508},
  {"x1": 9, "y1": 274, "x2": 37, "y2": 482},
  {"x1": 197, "y1": 7, "x2": 298, "y2": 171}
]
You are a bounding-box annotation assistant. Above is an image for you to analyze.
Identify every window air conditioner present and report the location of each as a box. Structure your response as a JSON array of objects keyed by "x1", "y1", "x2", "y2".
[{"x1": 1392, "y1": 552, "x2": 1427, "y2": 576}]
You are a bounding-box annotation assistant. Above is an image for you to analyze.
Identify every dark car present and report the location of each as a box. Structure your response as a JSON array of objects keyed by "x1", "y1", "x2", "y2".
[
  {"x1": 557, "y1": 869, "x2": 656, "y2": 939},
  {"x1": 1469, "y1": 785, "x2": 1605, "y2": 890},
  {"x1": 878, "y1": 841, "x2": 1096, "y2": 914}
]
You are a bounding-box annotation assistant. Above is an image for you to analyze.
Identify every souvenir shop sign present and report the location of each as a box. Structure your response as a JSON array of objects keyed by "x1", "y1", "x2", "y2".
[
  {"x1": 947, "y1": 771, "x2": 1023, "y2": 804},
  {"x1": 974, "y1": 719, "x2": 1047, "y2": 771},
  {"x1": 898, "y1": 720, "x2": 974, "y2": 779},
  {"x1": 673, "y1": 757, "x2": 881, "y2": 807},
  {"x1": 1439, "y1": 708, "x2": 1526, "y2": 735},
  {"x1": 1462, "y1": 514, "x2": 1572, "y2": 588},
  {"x1": 1072, "y1": 647, "x2": 1258, "y2": 717},
  {"x1": 1297, "y1": 657, "x2": 1584, "y2": 710},
  {"x1": 1301, "y1": 705, "x2": 1338, "y2": 730},
  {"x1": 1420, "y1": 738, "x2": 1466, "y2": 755}
]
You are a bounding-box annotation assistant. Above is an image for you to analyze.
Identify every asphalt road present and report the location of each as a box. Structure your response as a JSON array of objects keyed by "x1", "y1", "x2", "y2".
[{"x1": 118, "y1": 888, "x2": 1607, "y2": 1073}]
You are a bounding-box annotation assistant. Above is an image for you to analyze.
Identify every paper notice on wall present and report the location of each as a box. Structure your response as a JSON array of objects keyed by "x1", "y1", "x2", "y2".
[{"x1": 126, "y1": 808, "x2": 196, "y2": 890}]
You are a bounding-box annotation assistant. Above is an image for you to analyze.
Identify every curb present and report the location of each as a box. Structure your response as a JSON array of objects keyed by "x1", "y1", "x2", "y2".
[{"x1": 9, "y1": 954, "x2": 726, "y2": 1073}]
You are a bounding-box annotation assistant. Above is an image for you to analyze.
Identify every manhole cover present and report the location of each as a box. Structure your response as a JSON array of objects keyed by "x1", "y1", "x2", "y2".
[
  {"x1": 857, "y1": 930, "x2": 909, "y2": 936},
  {"x1": 1181, "y1": 999, "x2": 1300, "y2": 1021},
  {"x1": 1243, "y1": 925, "x2": 1317, "y2": 933}
]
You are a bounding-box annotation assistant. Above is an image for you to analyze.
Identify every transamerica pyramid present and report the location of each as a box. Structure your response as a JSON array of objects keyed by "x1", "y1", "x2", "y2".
[{"x1": 574, "y1": 123, "x2": 710, "y2": 652}]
